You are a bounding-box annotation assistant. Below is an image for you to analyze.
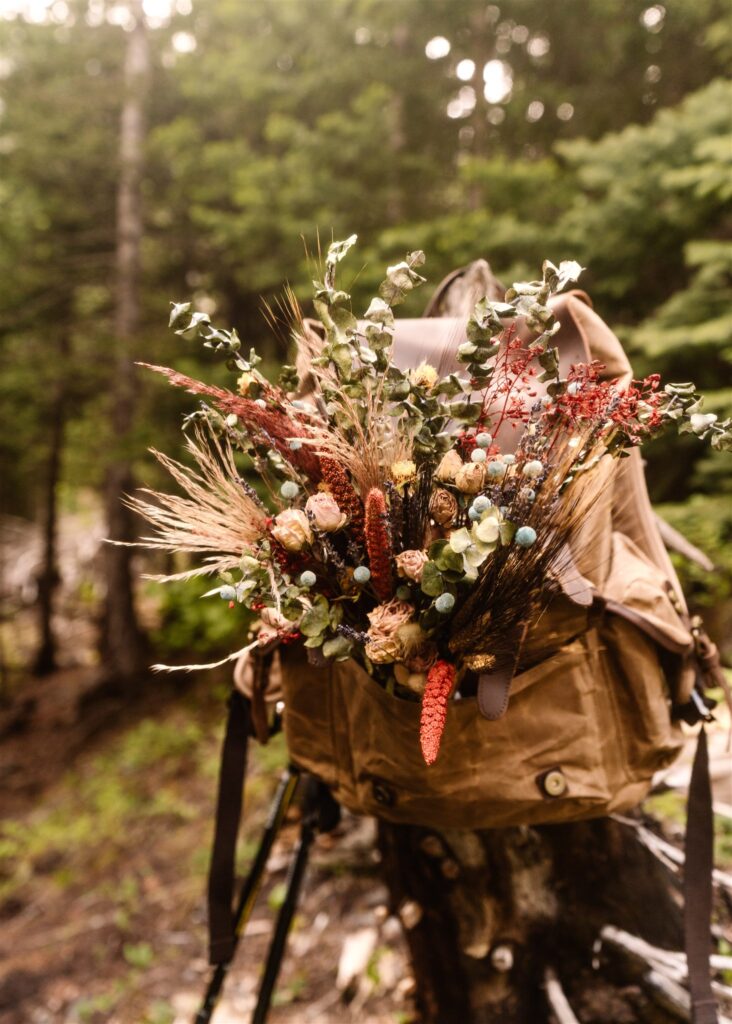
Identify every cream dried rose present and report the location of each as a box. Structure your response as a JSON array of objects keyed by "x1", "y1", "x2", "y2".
[
  {"x1": 271, "y1": 508, "x2": 312, "y2": 551},
  {"x1": 454, "y1": 461, "x2": 485, "y2": 494},
  {"x1": 305, "y1": 492, "x2": 347, "y2": 532},
  {"x1": 395, "y1": 549, "x2": 428, "y2": 582},
  {"x1": 435, "y1": 449, "x2": 463, "y2": 483},
  {"x1": 365, "y1": 637, "x2": 402, "y2": 664},
  {"x1": 367, "y1": 598, "x2": 414, "y2": 640},
  {"x1": 429, "y1": 487, "x2": 458, "y2": 527}
]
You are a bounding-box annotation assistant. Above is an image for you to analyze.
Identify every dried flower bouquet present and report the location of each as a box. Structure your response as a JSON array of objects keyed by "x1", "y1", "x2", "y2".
[{"x1": 134, "y1": 238, "x2": 731, "y2": 764}]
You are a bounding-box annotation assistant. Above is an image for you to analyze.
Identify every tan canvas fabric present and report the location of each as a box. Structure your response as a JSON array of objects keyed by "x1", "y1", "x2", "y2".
[{"x1": 277, "y1": 290, "x2": 693, "y2": 829}]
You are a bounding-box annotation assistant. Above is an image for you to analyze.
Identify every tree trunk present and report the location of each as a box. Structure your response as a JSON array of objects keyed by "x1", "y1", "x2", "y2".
[
  {"x1": 101, "y1": 0, "x2": 149, "y2": 683},
  {"x1": 33, "y1": 332, "x2": 69, "y2": 676},
  {"x1": 377, "y1": 261, "x2": 689, "y2": 1024},
  {"x1": 378, "y1": 817, "x2": 686, "y2": 1023}
]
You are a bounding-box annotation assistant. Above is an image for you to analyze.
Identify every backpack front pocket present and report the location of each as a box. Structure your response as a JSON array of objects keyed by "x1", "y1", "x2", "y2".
[{"x1": 332, "y1": 636, "x2": 617, "y2": 829}]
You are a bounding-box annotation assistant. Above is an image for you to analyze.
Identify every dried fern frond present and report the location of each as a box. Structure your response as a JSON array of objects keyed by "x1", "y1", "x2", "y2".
[{"x1": 127, "y1": 427, "x2": 268, "y2": 579}]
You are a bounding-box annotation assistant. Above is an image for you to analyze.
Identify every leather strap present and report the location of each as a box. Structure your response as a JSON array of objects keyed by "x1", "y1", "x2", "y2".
[
  {"x1": 684, "y1": 726, "x2": 718, "y2": 1023},
  {"x1": 477, "y1": 665, "x2": 514, "y2": 720},
  {"x1": 207, "y1": 689, "x2": 250, "y2": 964}
]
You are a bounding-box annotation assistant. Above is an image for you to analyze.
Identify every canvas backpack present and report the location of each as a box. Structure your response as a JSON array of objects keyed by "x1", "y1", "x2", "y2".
[{"x1": 201, "y1": 278, "x2": 727, "y2": 1024}]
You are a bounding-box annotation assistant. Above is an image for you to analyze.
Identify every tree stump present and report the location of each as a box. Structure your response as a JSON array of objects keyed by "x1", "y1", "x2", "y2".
[{"x1": 375, "y1": 261, "x2": 690, "y2": 1024}]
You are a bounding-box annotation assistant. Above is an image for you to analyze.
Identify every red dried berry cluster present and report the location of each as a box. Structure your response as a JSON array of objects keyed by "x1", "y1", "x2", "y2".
[{"x1": 550, "y1": 363, "x2": 663, "y2": 438}]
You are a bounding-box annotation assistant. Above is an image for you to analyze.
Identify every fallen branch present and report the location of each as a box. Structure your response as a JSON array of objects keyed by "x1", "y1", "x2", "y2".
[
  {"x1": 601, "y1": 925, "x2": 732, "y2": 1021},
  {"x1": 613, "y1": 814, "x2": 732, "y2": 894},
  {"x1": 543, "y1": 968, "x2": 581, "y2": 1024}
]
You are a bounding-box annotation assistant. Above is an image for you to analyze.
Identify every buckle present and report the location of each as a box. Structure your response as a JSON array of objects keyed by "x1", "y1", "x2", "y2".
[{"x1": 689, "y1": 687, "x2": 715, "y2": 724}]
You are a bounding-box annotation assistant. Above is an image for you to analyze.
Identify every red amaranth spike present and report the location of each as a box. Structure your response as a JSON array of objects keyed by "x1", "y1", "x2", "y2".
[
  {"x1": 420, "y1": 660, "x2": 456, "y2": 766},
  {"x1": 321, "y1": 458, "x2": 365, "y2": 543},
  {"x1": 364, "y1": 488, "x2": 393, "y2": 602}
]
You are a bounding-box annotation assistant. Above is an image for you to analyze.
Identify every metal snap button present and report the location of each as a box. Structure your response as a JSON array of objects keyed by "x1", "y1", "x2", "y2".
[{"x1": 539, "y1": 768, "x2": 568, "y2": 798}]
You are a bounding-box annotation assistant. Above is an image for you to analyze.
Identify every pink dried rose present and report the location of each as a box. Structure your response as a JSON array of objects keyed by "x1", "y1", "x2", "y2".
[
  {"x1": 429, "y1": 488, "x2": 458, "y2": 527},
  {"x1": 271, "y1": 508, "x2": 312, "y2": 551},
  {"x1": 367, "y1": 598, "x2": 414, "y2": 640},
  {"x1": 395, "y1": 549, "x2": 429, "y2": 582},
  {"x1": 305, "y1": 492, "x2": 347, "y2": 532}
]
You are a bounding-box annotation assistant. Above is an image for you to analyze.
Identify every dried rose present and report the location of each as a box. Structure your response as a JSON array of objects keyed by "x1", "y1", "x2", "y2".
[
  {"x1": 305, "y1": 492, "x2": 347, "y2": 532},
  {"x1": 409, "y1": 363, "x2": 438, "y2": 390},
  {"x1": 454, "y1": 461, "x2": 485, "y2": 494},
  {"x1": 271, "y1": 508, "x2": 312, "y2": 552},
  {"x1": 367, "y1": 598, "x2": 414, "y2": 640},
  {"x1": 435, "y1": 449, "x2": 463, "y2": 483},
  {"x1": 395, "y1": 549, "x2": 428, "y2": 582},
  {"x1": 429, "y1": 488, "x2": 458, "y2": 527},
  {"x1": 406, "y1": 644, "x2": 439, "y2": 674},
  {"x1": 365, "y1": 637, "x2": 402, "y2": 664}
]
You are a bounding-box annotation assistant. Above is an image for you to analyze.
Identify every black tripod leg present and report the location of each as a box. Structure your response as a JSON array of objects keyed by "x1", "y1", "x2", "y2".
[
  {"x1": 194, "y1": 767, "x2": 300, "y2": 1024},
  {"x1": 251, "y1": 818, "x2": 316, "y2": 1024}
]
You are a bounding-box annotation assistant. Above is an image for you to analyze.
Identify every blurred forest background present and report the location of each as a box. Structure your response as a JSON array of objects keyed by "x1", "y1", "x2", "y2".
[{"x1": 0, "y1": 2, "x2": 731, "y2": 1022}]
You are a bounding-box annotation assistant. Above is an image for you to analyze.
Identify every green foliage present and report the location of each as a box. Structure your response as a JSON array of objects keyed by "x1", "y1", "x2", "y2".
[
  {"x1": 657, "y1": 496, "x2": 732, "y2": 604},
  {"x1": 148, "y1": 576, "x2": 253, "y2": 656},
  {"x1": 122, "y1": 941, "x2": 154, "y2": 970}
]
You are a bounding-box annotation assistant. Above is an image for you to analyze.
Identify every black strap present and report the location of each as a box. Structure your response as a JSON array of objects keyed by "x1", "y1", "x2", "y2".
[
  {"x1": 207, "y1": 689, "x2": 250, "y2": 965},
  {"x1": 684, "y1": 726, "x2": 718, "y2": 1024}
]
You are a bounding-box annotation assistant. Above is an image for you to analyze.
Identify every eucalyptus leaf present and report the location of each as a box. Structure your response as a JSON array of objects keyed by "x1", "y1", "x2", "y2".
[
  {"x1": 300, "y1": 603, "x2": 330, "y2": 637},
  {"x1": 169, "y1": 301, "x2": 191, "y2": 329},
  {"x1": 420, "y1": 561, "x2": 444, "y2": 597},
  {"x1": 326, "y1": 235, "x2": 358, "y2": 267},
  {"x1": 323, "y1": 636, "x2": 352, "y2": 660},
  {"x1": 434, "y1": 545, "x2": 464, "y2": 573}
]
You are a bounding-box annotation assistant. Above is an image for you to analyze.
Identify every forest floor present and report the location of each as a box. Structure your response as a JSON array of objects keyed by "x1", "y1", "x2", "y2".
[
  {"x1": 0, "y1": 670, "x2": 412, "y2": 1024},
  {"x1": 0, "y1": 665, "x2": 730, "y2": 1024}
]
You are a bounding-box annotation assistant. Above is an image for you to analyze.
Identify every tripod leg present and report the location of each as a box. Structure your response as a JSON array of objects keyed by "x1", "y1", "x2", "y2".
[
  {"x1": 251, "y1": 820, "x2": 316, "y2": 1024},
  {"x1": 194, "y1": 767, "x2": 300, "y2": 1024}
]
